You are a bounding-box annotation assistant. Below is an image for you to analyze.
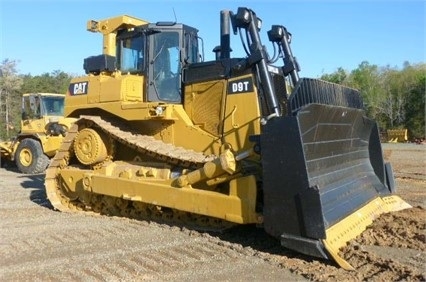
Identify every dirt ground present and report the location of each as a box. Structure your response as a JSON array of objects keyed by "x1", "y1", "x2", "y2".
[{"x1": 0, "y1": 143, "x2": 424, "y2": 281}]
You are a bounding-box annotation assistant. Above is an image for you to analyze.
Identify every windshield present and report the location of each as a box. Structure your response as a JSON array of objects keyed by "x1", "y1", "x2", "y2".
[{"x1": 41, "y1": 96, "x2": 64, "y2": 116}]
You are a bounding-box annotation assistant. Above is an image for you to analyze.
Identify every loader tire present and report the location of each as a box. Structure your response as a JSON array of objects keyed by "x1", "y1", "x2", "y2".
[{"x1": 15, "y1": 139, "x2": 50, "y2": 174}]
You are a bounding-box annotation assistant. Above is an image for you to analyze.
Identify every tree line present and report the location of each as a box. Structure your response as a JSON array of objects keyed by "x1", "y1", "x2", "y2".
[
  {"x1": 320, "y1": 61, "x2": 425, "y2": 140},
  {"x1": 0, "y1": 59, "x2": 424, "y2": 141}
]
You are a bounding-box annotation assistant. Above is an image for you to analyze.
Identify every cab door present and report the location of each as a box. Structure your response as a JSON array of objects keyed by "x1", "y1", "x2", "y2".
[
  {"x1": 21, "y1": 94, "x2": 46, "y2": 134},
  {"x1": 147, "y1": 30, "x2": 181, "y2": 103}
]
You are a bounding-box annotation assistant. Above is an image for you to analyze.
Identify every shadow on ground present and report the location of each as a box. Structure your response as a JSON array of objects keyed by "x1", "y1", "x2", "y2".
[
  {"x1": 0, "y1": 159, "x2": 19, "y2": 173},
  {"x1": 17, "y1": 172, "x2": 54, "y2": 210}
]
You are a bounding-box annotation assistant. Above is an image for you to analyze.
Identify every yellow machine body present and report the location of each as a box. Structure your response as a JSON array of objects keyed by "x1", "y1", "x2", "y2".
[
  {"x1": 45, "y1": 7, "x2": 410, "y2": 270},
  {"x1": 0, "y1": 93, "x2": 76, "y2": 174}
]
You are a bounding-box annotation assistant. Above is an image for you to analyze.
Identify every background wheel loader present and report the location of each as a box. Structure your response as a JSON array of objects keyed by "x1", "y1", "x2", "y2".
[
  {"x1": 0, "y1": 93, "x2": 75, "y2": 174},
  {"x1": 45, "y1": 7, "x2": 410, "y2": 269}
]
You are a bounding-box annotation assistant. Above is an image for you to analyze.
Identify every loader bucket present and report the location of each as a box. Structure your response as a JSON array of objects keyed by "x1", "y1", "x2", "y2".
[{"x1": 260, "y1": 79, "x2": 410, "y2": 270}]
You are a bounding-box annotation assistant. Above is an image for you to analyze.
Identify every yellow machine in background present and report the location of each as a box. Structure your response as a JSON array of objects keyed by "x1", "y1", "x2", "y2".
[
  {"x1": 0, "y1": 93, "x2": 75, "y2": 174},
  {"x1": 45, "y1": 7, "x2": 410, "y2": 269},
  {"x1": 387, "y1": 128, "x2": 408, "y2": 142}
]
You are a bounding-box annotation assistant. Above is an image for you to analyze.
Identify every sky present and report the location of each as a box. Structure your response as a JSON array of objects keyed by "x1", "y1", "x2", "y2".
[{"x1": 0, "y1": 0, "x2": 424, "y2": 78}]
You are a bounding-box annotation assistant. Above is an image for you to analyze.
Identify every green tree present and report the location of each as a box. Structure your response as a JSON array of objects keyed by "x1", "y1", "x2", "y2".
[
  {"x1": 319, "y1": 61, "x2": 425, "y2": 138},
  {"x1": 382, "y1": 63, "x2": 417, "y2": 128},
  {"x1": 349, "y1": 61, "x2": 384, "y2": 122},
  {"x1": 405, "y1": 74, "x2": 425, "y2": 139},
  {"x1": 21, "y1": 70, "x2": 73, "y2": 94},
  {"x1": 320, "y1": 67, "x2": 348, "y2": 84},
  {"x1": 0, "y1": 59, "x2": 23, "y2": 139}
]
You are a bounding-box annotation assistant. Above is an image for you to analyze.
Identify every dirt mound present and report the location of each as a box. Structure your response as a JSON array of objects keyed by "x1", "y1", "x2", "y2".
[
  {"x1": 339, "y1": 206, "x2": 426, "y2": 281},
  {"x1": 237, "y1": 206, "x2": 426, "y2": 281},
  {"x1": 349, "y1": 206, "x2": 425, "y2": 250}
]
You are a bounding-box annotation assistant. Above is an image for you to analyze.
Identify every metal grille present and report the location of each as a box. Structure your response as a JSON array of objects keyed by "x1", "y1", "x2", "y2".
[
  {"x1": 185, "y1": 81, "x2": 224, "y2": 136},
  {"x1": 288, "y1": 78, "x2": 364, "y2": 115}
]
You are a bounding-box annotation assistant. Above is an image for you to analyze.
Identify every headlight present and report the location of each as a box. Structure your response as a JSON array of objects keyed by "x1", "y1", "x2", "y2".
[
  {"x1": 235, "y1": 7, "x2": 251, "y2": 27},
  {"x1": 268, "y1": 25, "x2": 285, "y2": 42},
  {"x1": 155, "y1": 106, "x2": 164, "y2": 116},
  {"x1": 256, "y1": 17, "x2": 262, "y2": 31}
]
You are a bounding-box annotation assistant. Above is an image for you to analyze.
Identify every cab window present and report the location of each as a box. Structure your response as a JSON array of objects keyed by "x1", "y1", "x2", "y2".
[
  {"x1": 117, "y1": 33, "x2": 144, "y2": 73},
  {"x1": 22, "y1": 95, "x2": 41, "y2": 119}
]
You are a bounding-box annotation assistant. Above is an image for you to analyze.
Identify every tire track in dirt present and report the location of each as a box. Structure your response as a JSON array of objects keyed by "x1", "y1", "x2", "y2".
[
  {"x1": 4, "y1": 222, "x2": 149, "y2": 255},
  {"x1": 1, "y1": 189, "x2": 301, "y2": 282},
  {"x1": 2, "y1": 232, "x2": 252, "y2": 281}
]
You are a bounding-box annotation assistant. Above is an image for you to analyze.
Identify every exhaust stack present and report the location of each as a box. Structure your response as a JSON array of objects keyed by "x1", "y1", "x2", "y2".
[{"x1": 220, "y1": 10, "x2": 231, "y2": 59}]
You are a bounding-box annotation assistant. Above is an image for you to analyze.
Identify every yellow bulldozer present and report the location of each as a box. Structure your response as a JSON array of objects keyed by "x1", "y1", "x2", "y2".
[
  {"x1": 45, "y1": 7, "x2": 410, "y2": 269},
  {"x1": 0, "y1": 93, "x2": 75, "y2": 174}
]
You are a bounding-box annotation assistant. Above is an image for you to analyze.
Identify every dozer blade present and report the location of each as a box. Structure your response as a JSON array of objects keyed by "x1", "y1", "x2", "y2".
[{"x1": 260, "y1": 79, "x2": 411, "y2": 270}]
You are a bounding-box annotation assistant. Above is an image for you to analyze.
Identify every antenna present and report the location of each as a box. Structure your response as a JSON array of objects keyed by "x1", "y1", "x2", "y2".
[
  {"x1": 172, "y1": 8, "x2": 177, "y2": 24},
  {"x1": 156, "y1": 8, "x2": 178, "y2": 26}
]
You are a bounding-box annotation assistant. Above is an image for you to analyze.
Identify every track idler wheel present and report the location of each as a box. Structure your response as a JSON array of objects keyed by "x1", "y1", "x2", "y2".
[{"x1": 74, "y1": 128, "x2": 110, "y2": 166}]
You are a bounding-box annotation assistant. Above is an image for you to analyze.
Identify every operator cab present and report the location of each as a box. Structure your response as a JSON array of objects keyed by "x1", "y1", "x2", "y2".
[{"x1": 115, "y1": 23, "x2": 200, "y2": 103}]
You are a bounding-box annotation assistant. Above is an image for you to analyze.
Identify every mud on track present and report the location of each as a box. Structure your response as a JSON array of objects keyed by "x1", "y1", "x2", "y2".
[{"x1": 0, "y1": 143, "x2": 424, "y2": 281}]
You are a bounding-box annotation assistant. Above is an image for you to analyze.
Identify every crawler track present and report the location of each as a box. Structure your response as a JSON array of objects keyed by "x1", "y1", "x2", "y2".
[
  {"x1": 45, "y1": 116, "x2": 232, "y2": 230},
  {"x1": 80, "y1": 115, "x2": 215, "y2": 167}
]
